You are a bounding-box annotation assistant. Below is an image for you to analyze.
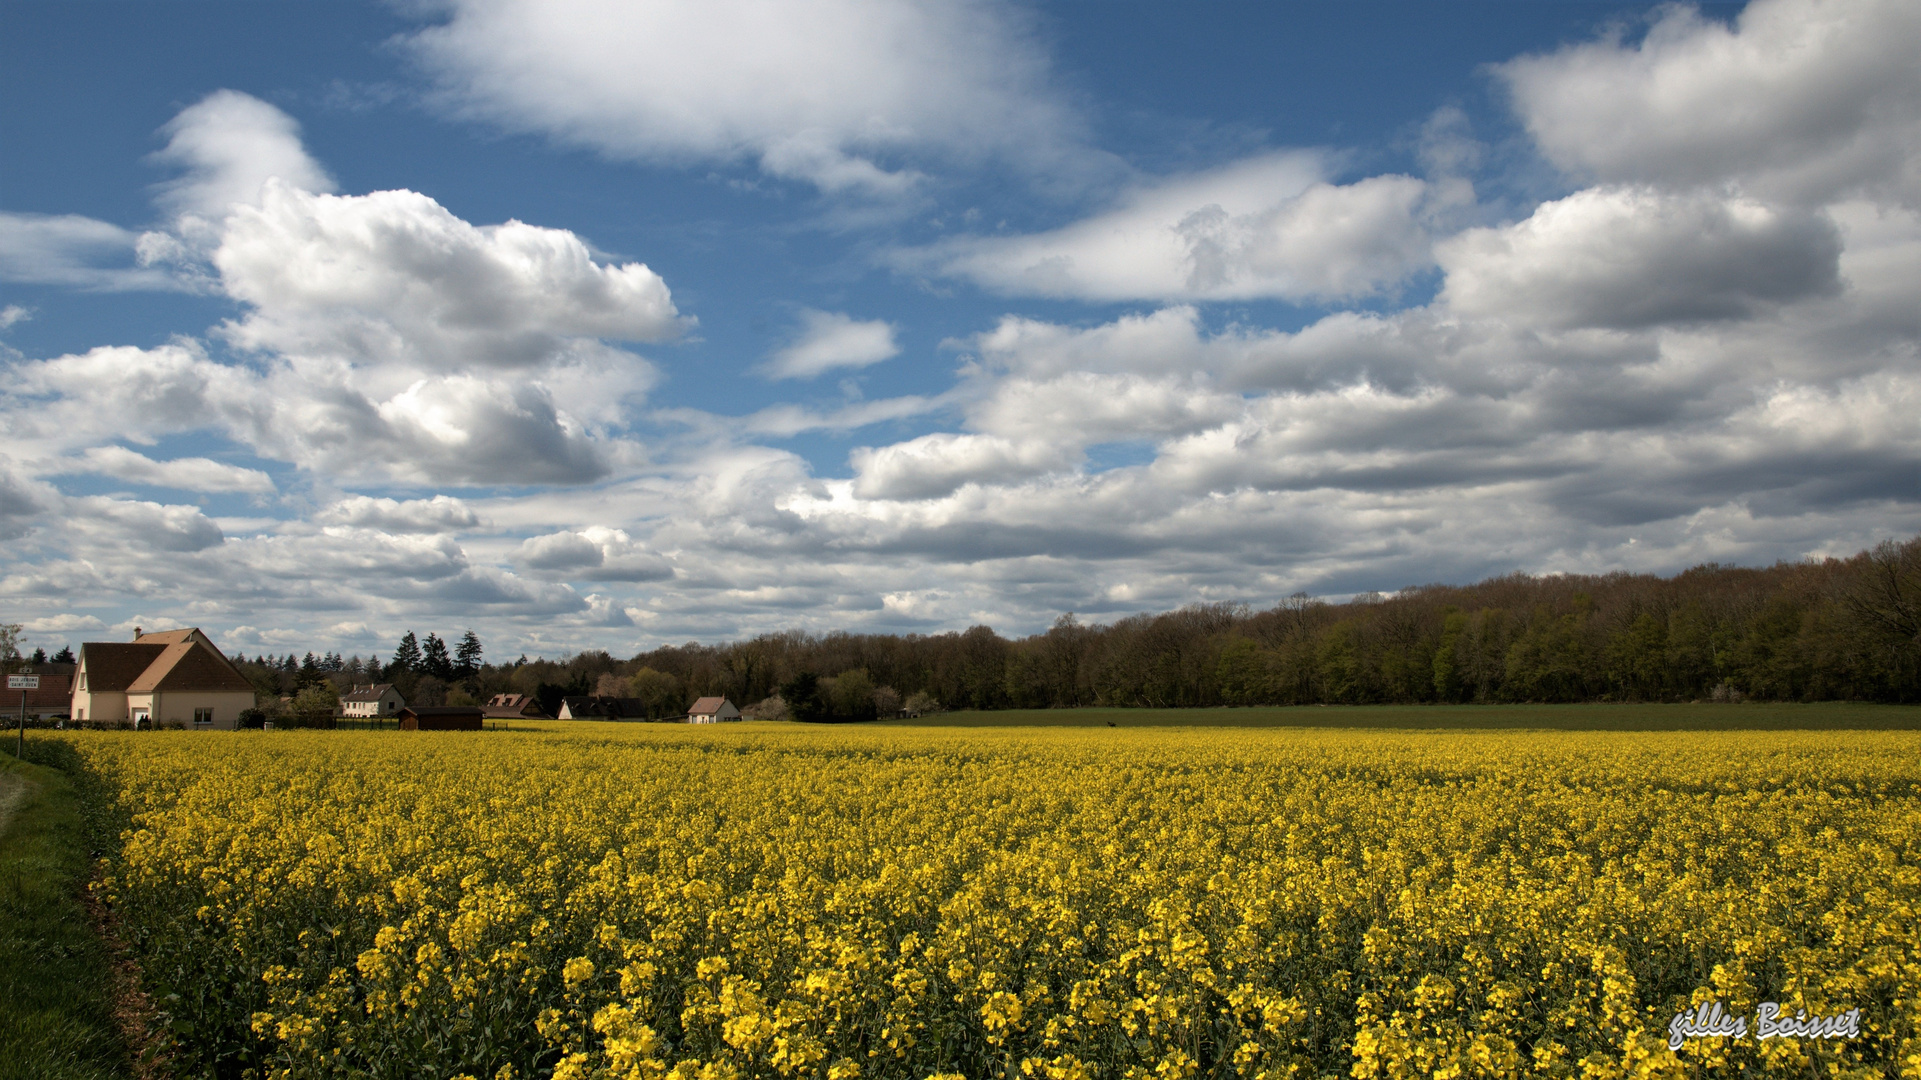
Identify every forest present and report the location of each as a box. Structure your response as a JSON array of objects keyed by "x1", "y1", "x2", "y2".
[{"x1": 235, "y1": 535, "x2": 1921, "y2": 719}]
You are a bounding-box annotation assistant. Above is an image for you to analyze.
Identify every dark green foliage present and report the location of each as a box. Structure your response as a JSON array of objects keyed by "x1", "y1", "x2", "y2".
[
  {"x1": 421, "y1": 634, "x2": 453, "y2": 681},
  {"x1": 454, "y1": 630, "x2": 483, "y2": 680},
  {"x1": 780, "y1": 673, "x2": 826, "y2": 723},
  {"x1": 389, "y1": 632, "x2": 422, "y2": 678}
]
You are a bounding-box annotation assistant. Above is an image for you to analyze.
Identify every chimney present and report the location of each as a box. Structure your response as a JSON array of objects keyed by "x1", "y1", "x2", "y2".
[{"x1": 132, "y1": 626, "x2": 142, "y2": 640}]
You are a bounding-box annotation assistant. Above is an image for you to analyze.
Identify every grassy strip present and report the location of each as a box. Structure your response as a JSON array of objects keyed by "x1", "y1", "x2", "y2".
[
  {"x1": 890, "y1": 701, "x2": 1921, "y2": 729},
  {"x1": 0, "y1": 752, "x2": 131, "y2": 1080}
]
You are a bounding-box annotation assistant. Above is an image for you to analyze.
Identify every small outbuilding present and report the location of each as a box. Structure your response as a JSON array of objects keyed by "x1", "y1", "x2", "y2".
[
  {"x1": 687, "y1": 696, "x2": 741, "y2": 723},
  {"x1": 398, "y1": 705, "x2": 483, "y2": 731}
]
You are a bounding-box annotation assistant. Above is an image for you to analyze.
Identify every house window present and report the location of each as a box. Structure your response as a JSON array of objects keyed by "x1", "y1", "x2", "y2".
[
  {"x1": 193, "y1": 708, "x2": 214, "y2": 726},
  {"x1": 78, "y1": 673, "x2": 87, "y2": 690}
]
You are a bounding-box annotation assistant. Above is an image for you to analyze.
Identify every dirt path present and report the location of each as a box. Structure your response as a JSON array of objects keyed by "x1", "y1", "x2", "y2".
[{"x1": 0, "y1": 767, "x2": 28, "y2": 841}]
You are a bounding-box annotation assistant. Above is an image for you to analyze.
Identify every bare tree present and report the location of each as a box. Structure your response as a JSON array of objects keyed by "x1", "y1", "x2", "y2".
[{"x1": 1843, "y1": 537, "x2": 1921, "y2": 647}]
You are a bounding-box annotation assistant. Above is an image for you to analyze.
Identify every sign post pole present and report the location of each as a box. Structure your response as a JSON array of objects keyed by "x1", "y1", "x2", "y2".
[{"x1": 7, "y1": 675, "x2": 38, "y2": 759}]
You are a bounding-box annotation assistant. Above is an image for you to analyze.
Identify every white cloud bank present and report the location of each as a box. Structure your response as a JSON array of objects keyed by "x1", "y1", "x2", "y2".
[
  {"x1": 907, "y1": 154, "x2": 1438, "y2": 302},
  {"x1": 405, "y1": 0, "x2": 1085, "y2": 196}
]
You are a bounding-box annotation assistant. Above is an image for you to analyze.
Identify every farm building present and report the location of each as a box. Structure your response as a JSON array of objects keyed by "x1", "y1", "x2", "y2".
[
  {"x1": 484, "y1": 693, "x2": 547, "y2": 719},
  {"x1": 341, "y1": 683, "x2": 405, "y2": 718},
  {"x1": 688, "y1": 696, "x2": 741, "y2": 723},
  {"x1": 5, "y1": 662, "x2": 75, "y2": 720},
  {"x1": 69, "y1": 628, "x2": 254, "y2": 728},
  {"x1": 398, "y1": 706, "x2": 483, "y2": 731}
]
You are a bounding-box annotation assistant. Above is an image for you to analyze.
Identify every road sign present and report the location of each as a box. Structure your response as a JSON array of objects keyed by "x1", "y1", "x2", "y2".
[{"x1": 7, "y1": 675, "x2": 38, "y2": 689}]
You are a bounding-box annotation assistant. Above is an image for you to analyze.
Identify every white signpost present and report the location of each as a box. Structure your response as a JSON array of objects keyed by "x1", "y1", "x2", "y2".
[{"x1": 9, "y1": 674, "x2": 35, "y2": 758}]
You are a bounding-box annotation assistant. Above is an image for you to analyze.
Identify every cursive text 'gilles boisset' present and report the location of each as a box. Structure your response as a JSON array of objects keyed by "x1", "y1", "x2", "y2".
[{"x1": 1669, "y1": 1002, "x2": 1862, "y2": 1050}]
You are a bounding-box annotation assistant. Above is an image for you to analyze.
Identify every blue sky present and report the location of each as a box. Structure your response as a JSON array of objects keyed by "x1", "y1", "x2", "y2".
[{"x1": 2, "y1": 0, "x2": 1916, "y2": 661}]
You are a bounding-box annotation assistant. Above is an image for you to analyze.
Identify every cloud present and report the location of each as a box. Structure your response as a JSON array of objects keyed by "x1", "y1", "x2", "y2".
[
  {"x1": 20, "y1": 613, "x2": 106, "y2": 634},
  {"x1": 0, "y1": 213, "x2": 182, "y2": 290},
  {"x1": 61, "y1": 446, "x2": 276, "y2": 495},
  {"x1": 1499, "y1": 0, "x2": 1921, "y2": 204},
  {"x1": 69, "y1": 496, "x2": 226, "y2": 552},
  {"x1": 0, "y1": 306, "x2": 32, "y2": 330},
  {"x1": 405, "y1": 0, "x2": 1083, "y2": 196},
  {"x1": 517, "y1": 527, "x2": 674, "y2": 582},
  {"x1": 1437, "y1": 186, "x2": 1844, "y2": 328},
  {"x1": 0, "y1": 459, "x2": 57, "y2": 542},
  {"x1": 152, "y1": 90, "x2": 338, "y2": 221},
  {"x1": 215, "y1": 183, "x2": 685, "y2": 371},
  {"x1": 850, "y1": 433, "x2": 1073, "y2": 499},
  {"x1": 316, "y1": 495, "x2": 481, "y2": 533},
  {"x1": 761, "y1": 310, "x2": 899, "y2": 379},
  {"x1": 906, "y1": 153, "x2": 1434, "y2": 302}
]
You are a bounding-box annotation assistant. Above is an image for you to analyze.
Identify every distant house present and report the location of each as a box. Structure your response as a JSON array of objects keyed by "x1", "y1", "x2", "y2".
[
  {"x1": 687, "y1": 696, "x2": 741, "y2": 723},
  {"x1": 341, "y1": 683, "x2": 405, "y2": 718},
  {"x1": 5, "y1": 662, "x2": 75, "y2": 720},
  {"x1": 69, "y1": 628, "x2": 254, "y2": 729},
  {"x1": 483, "y1": 693, "x2": 547, "y2": 720},
  {"x1": 398, "y1": 705, "x2": 483, "y2": 731},
  {"x1": 557, "y1": 696, "x2": 651, "y2": 721}
]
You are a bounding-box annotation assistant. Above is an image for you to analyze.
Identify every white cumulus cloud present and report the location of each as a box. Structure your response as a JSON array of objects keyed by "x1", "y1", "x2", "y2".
[
  {"x1": 762, "y1": 310, "x2": 899, "y2": 379},
  {"x1": 909, "y1": 153, "x2": 1433, "y2": 302},
  {"x1": 405, "y1": 0, "x2": 1084, "y2": 196}
]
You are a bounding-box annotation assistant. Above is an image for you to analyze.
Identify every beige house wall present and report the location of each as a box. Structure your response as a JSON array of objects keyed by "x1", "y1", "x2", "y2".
[
  {"x1": 71, "y1": 690, "x2": 131, "y2": 722},
  {"x1": 124, "y1": 691, "x2": 255, "y2": 730}
]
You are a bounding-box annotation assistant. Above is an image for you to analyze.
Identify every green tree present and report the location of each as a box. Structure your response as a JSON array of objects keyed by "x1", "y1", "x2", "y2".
[
  {"x1": 1215, "y1": 637, "x2": 1272, "y2": 705},
  {"x1": 389, "y1": 632, "x2": 422, "y2": 677},
  {"x1": 780, "y1": 673, "x2": 826, "y2": 723},
  {"x1": 628, "y1": 667, "x2": 685, "y2": 719},
  {"x1": 454, "y1": 630, "x2": 483, "y2": 679},
  {"x1": 0, "y1": 623, "x2": 23, "y2": 674},
  {"x1": 422, "y1": 634, "x2": 454, "y2": 680},
  {"x1": 290, "y1": 682, "x2": 339, "y2": 726},
  {"x1": 1432, "y1": 610, "x2": 1466, "y2": 701}
]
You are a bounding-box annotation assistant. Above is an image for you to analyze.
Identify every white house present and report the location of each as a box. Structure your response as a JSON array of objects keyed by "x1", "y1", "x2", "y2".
[
  {"x1": 70, "y1": 628, "x2": 255, "y2": 729},
  {"x1": 341, "y1": 683, "x2": 405, "y2": 718},
  {"x1": 687, "y1": 696, "x2": 741, "y2": 723}
]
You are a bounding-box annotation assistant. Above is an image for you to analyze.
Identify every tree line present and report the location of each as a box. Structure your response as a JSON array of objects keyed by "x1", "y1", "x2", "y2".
[{"x1": 233, "y1": 535, "x2": 1919, "y2": 719}]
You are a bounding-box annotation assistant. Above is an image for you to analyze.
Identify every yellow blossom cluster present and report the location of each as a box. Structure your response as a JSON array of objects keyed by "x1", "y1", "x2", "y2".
[{"x1": 65, "y1": 725, "x2": 1921, "y2": 1079}]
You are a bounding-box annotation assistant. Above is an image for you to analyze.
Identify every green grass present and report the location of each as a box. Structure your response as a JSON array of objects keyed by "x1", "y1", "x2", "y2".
[
  {"x1": 0, "y1": 754, "x2": 130, "y2": 1080},
  {"x1": 883, "y1": 701, "x2": 1921, "y2": 729}
]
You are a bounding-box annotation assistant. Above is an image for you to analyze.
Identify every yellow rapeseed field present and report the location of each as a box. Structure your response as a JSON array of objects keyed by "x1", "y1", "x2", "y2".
[{"x1": 56, "y1": 725, "x2": 1921, "y2": 1079}]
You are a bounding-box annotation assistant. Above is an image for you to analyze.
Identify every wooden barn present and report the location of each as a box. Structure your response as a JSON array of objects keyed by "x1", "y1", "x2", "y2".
[{"x1": 397, "y1": 705, "x2": 483, "y2": 731}]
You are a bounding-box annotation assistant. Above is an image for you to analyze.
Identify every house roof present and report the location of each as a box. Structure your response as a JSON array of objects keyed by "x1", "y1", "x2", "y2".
[
  {"x1": 342, "y1": 683, "x2": 398, "y2": 703},
  {"x1": 127, "y1": 641, "x2": 255, "y2": 694},
  {"x1": 77, "y1": 643, "x2": 171, "y2": 691},
  {"x1": 80, "y1": 628, "x2": 252, "y2": 695},
  {"x1": 689, "y1": 696, "x2": 731, "y2": 713}
]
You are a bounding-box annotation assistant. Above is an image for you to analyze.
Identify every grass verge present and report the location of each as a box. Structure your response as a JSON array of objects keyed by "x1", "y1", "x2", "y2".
[
  {"x1": 887, "y1": 701, "x2": 1921, "y2": 729},
  {"x1": 0, "y1": 752, "x2": 132, "y2": 1080}
]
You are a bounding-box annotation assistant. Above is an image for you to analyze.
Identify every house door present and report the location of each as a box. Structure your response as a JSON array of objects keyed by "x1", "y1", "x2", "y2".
[{"x1": 132, "y1": 707, "x2": 151, "y2": 728}]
